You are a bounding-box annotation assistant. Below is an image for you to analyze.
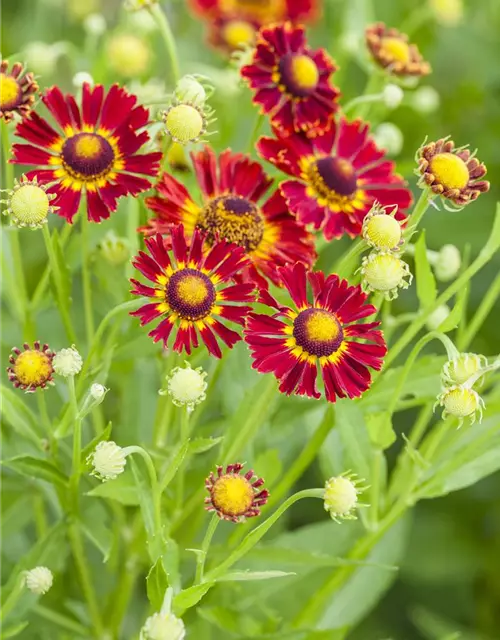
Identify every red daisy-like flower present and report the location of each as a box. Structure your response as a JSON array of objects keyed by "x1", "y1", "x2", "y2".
[
  {"x1": 257, "y1": 117, "x2": 413, "y2": 240},
  {"x1": 245, "y1": 262, "x2": 387, "y2": 402},
  {"x1": 241, "y1": 23, "x2": 339, "y2": 136},
  {"x1": 130, "y1": 225, "x2": 255, "y2": 358},
  {"x1": 144, "y1": 146, "x2": 316, "y2": 287},
  {"x1": 1, "y1": 59, "x2": 39, "y2": 123},
  {"x1": 11, "y1": 83, "x2": 162, "y2": 223}
]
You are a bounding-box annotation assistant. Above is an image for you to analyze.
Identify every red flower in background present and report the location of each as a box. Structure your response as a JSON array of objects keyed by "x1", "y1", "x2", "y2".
[
  {"x1": 241, "y1": 23, "x2": 339, "y2": 136},
  {"x1": 258, "y1": 117, "x2": 412, "y2": 240},
  {"x1": 144, "y1": 147, "x2": 316, "y2": 287},
  {"x1": 11, "y1": 84, "x2": 162, "y2": 223},
  {"x1": 130, "y1": 225, "x2": 255, "y2": 358},
  {"x1": 245, "y1": 262, "x2": 387, "y2": 402}
]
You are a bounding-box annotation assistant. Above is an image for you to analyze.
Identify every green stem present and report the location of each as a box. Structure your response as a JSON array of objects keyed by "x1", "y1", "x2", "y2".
[
  {"x1": 458, "y1": 271, "x2": 500, "y2": 350},
  {"x1": 68, "y1": 376, "x2": 82, "y2": 509},
  {"x1": 33, "y1": 604, "x2": 90, "y2": 637},
  {"x1": 41, "y1": 223, "x2": 77, "y2": 344},
  {"x1": 0, "y1": 573, "x2": 25, "y2": 623},
  {"x1": 195, "y1": 514, "x2": 219, "y2": 584},
  {"x1": 332, "y1": 238, "x2": 366, "y2": 279},
  {"x1": 153, "y1": 349, "x2": 178, "y2": 447},
  {"x1": 403, "y1": 190, "x2": 433, "y2": 242},
  {"x1": 124, "y1": 446, "x2": 162, "y2": 542},
  {"x1": 80, "y1": 210, "x2": 95, "y2": 345},
  {"x1": 126, "y1": 197, "x2": 140, "y2": 280},
  {"x1": 32, "y1": 224, "x2": 73, "y2": 310},
  {"x1": 351, "y1": 73, "x2": 386, "y2": 120},
  {"x1": 149, "y1": 3, "x2": 180, "y2": 83},
  {"x1": 247, "y1": 112, "x2": 265, "y2": 154},
  {"x1": 176, "y1": 408, "x2": 191, "y2": 510}
]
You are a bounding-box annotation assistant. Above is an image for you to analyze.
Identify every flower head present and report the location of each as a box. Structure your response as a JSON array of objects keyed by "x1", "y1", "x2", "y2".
[
  {"x1": 365, "y1": 23, "x2": 431, "y2": 77},
  {"x1": 106, "y1": 33, "x2": 152, "y2": 78},
  {"x1": 99, "y1": 231, "x2": 131, "y2": 265},
  {"x1": 360, "y1": 251, "x2": 412, "y2": 300},
  {"x1": 362, "y1": 203, "x2": 404, "y2": 251},
  {"x1": 52, "y1": 346, "x2": 83, "y2": 377},
  {"x1": 11, "y1": 84, "x2": 162, "y2": 223},
  {"x1": 140, "y1": 611, "x2": 185, "y2": 640},
  {"x1": 383, "y1": 84, "x2": 404, "y2": 109},
  {"x1": 323, "y1": 473, "x2": 367, "y2": 523},
  {"x1": 257, "y1": 117, "x2": 412, "y2": 240},
  {"x1": 144, "y1": 147, "x2": 316, "y2": 286},
  {"x1": 205, "y1": 463, "x2": 269, "y2": 522},
  {"x1": 88, "y1": 441, "x2": 127, "y2": 481},
  {"x1": 1, "y1": 59, "x2": 38, "y2": 122},
  {"x1": 1, "y1": 176, "x2": 57, "y2": 229},
  {"x1": 7, "y1": 342, "x2": 55, "y2": 393},
  {"x1": 245, "y1": 262, "x2": 387, "y2": 402},
  {"x1": 441, "y1": 353, "x2": 487, "y2": 386},
  {"x1": 416, "y1": 137, "x2": 489, "y2": 209},
  {"x1": 90, "y1": 383, "x2": 107, "y2": 401},
  {"x1": 436, "y1": 385, "x2": 484, "y2": 426},
  {"x1": 131, "y1": 225, "x2": 255, "y2": 358},
  {"x1": 161, "y1": 361, "x2": 208, "y2": 411},
  {"x1": 24, "y1": 567, "x2": 53, "y2": 595},
  {"x1": 241, "y1": 23, "x2": 340, "y2": 136},
  {"x1": 433, "y1": 244, "x2": 461, "y2": 282},
  {"x1": 411, "y1": 86, "x2": 440, "y2": 114}
]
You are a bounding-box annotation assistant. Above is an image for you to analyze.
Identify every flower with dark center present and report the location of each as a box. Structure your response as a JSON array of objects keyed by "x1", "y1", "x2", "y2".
[
  {"x1": 7, "y1": 342, "x2": 55, "y2": 393},
  {"x1": 257, "y1": 117, "x2": 412, "y2": 240},
  {"x1": 0, "y1": 59, "x2": 38, "y2": 122},
  {"x1": 11, "y1": 83, "x2": 162, "y2": 222},
  {"x1": 365, "y1": 23, "x2": 431, "y2": 77},
  {"x1": 130, "y1": 224, "x2": 255, "y2": 357},
  {"x1": 245, "y1": 262, "x2": 387, "y2": 402},
  {"x1": 143, "y1": 146, "x2": 316, "y2": 287},
  {"x1": 241, "y1": 22, "x2": 339, "y2": 135}
]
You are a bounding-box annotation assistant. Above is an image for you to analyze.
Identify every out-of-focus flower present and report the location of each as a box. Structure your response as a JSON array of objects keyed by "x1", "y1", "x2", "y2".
[
  {"x1": 362, "y1": 202, "x2": 404, "y2": 252},
  {"x1": 88, "y1": 441, "x2": 127, "y2": 481},
  {"x1": 99, "y1": 231, "x2": 131, "y2": 265},
  {"x1": 441, "y1": 353, "x2": 487, "y2": 386},
  {"x1": 245, "y1": 262, "x2": 387, "y2": 402},
  {"x1": 128, "y1": 78, "x2": 166, "y2": 105},
  {"x1": 67, "y1": 0, "x2": 100, "y2": 21},
  {"x1": 166, "y1": 142, "x2": 190, "y2": 172},
  {"x1": 52, "y1": 346, "x2": 83, "y2": 377},
  {"x1": 7, "y1": 342, "x2": 55, "y2": 393},
  {"x1": 425, "y1": 304, "x2": 450, "y2": 331},
  {"x1": 411, "y1": 86, "x2": 440, "y2": 114},
  {"x1": 360, "y1": 251, "x2": 412, "y2": 300},
  {"x1": 258, "y1": 118, "x2": 412, "y2": 240},
  {"x1": 429, "y1": 0, "x2": 463, "y2": 26},
  {"x1": 23, "y1": 42, "x2": 66, "y2": 76},
  {"x1": 373, "y1": 122, "x2": 404, "y2": 156},
  {"x1": 416, "y1": 137, "x2": 489, "y2": 208},
  {"x1": 365, "y1": 23, "x2": 431, "y2": 77},
  {"x1": 24, "y1": 567, "x2": 53, "y2": 595},
  {"x1": 241, "y1": 23, "x2": 339, "y2": 136},
  {"x1": 0, "y1": 59, "x2": 38, "y2": 122},
  {"x1": 1, "y1": 176, "x2": 56, "y2": 228},
  {"x1": 83, "y1": 13, "x2": 106, "y2": 36},
  {"x1": 126, "y1": 9, "x2": 158, "y2": 33},
  {"x1": 140, "y1": 611, "x2": 185, "y2": 640},
  {"x1": 107, "y1": 33, "x2": 152, "y2": 78},
  {"x1": 205, "y1": 463, "x2": 269, "y2": 522},
  {"x1": 12, "y1": 84, "x2": 162, "y2": 223},
  {"x1": 383, "y1": 83, "x2": 404, "y2": 109},
  {"x1": 436, "y1": 385, "x2": 484, "y2": 425},
  {"x1": 432, "y1": 243, "x2": 461, "y2": 282},
  {"x1": 144, "y1": 147, "x2": 316, "y2": 286},
  {"x1": 160, "y1": 362, "x2": 208, "y2": 411},
  {"x1": 90, "y1": 383, "x2": 107, "y2": 401},
  {"x1": 125, "y1": 0, "x2": 158, "y2": 11},
  {"x1": 72, "y1": 72, "x2": 94, "y2": 88},
  {"x1": 130, "y1": 225, "x2": 254, "y2": 357},
  {"x1": 323, "y1": 473, "x2": 367, "y2": 522}
]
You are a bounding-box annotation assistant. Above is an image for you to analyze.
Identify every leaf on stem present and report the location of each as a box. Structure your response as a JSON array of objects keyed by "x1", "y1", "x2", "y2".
[
  {"x1": 86, "y1": 471, "x2": 139, "y2": 506},
  {"x1": 2, "y1": 456, "x2": 68, "y2": 488},
  {"x1": 216, "y1": 570, "x2": 296, "y2": 582},
  {"x1": 146, "y1": 558, "x2": 170, "y2": 610}
]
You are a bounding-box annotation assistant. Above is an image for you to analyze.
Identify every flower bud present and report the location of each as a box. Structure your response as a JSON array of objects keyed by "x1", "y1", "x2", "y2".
[
  {"x1": 432, "y1": 244, "x2": 461, "y2": 282},
  {"x1": 429, "y1": 0, "x2": 464, "y2": 26},
  {"x1": 373, "y1": 123, "x2": 404, "y2": 156},
  {"x1": 88, "y1": 441, "x2": 127, "y2": 481},
  {"x1": 441, "y1": 353, "x2": 487, "y2": 386},
  {"x1": 83, "y1": 13, "x2": 106, "y2": 36},
  {"x1": 323, "y1": 473, "x2": 366, "y2": 523},
  {"x1": 160, "y1": 361, "x2": 207, "y2": 412},
  {"x1": 383, "y1": 83, "x2": 404, "y2": 109},
  {"x1": 99, "y1": 231, "x2": 131, "y2": 266},
  {"x1": 24, "y1": 567, "x2": 53, "y2": 595},
  {"x1": 175, "y1": 76, "x2": 207, "y2": 108},
  {"x1": 140, "y1": 611, "x2": 186, "y2": 640},
  {"x1": 1, "y1": 177, "x2": 56, "y2": 229},
  {"x1": 362, "y1": 203, "x2": 403, "y2": 251},
  {"x1": 73, "y1": 72, "x2": 94, "y2": 88},
  {"x1": 360, "y1": 251, "x2": 412, "y2": 300},
  {"x1": 425, "y1": 304, "x2": 450, "y2": 331},
  {"x1": 107, "y1": 33, "x2": 151, "y2": 78},
  {"x1": 437, "y1": 385, "x2": 484, "y2": 425},
  {"x1": 23, "y1": 42, "x2": 63, "y2": 76},
  {"x1": 411, "y1": 86, "x2": 440, "y2": 114},
  {"x1": 52, "y1": 346, "x2": 83, "y2": 377},
  {"x1": 90, "y1": 383, "x2": 107, "y2": 401}
]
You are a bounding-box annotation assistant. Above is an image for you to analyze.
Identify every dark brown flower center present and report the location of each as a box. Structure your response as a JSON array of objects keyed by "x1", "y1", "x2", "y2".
[
  {"x1": 166, "y1": 268, "x2": 216, "y2": 321},
  {"x1": 62, "y1": 132, "x2": 115, "y2": 179}
]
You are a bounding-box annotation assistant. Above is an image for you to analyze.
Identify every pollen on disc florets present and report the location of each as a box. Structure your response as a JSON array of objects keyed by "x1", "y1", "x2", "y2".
[
  {"x1": 24, "y1": 566, "x2": 54, "y2": 595},
  {"x1": 441, "y1": 353, "x2": 487, "y2": 387},
  {"x1": 7, "y1": 341, "x2": 55, "y2": 393},
  {"x1": 52, "y1": 346, "x2": 83, "y2": 378},
  {"x1": 362, "y1": 203, "x2": 404, "y2": 251},
  {"x1": 323, "y1": 473, "x2": 368, "y2": 523},
  {"x1": 436, "y1": 385, "x2": 485, "y2": 426},
  {"x1": 88, "y1": 441, "x2": 127, "y2": 482},
  {"x1": 140, "y1": 611, "x2": 186, "y2": 640},
  {"x1": 1, "y1": 176, "x2": 57, "y2": 229},
  {"x1": 160, "y1": 361, "x2": 208, "y2": 412},
  {"x1": 360, "y1": 251, "x2": 412, "y2": 300}
]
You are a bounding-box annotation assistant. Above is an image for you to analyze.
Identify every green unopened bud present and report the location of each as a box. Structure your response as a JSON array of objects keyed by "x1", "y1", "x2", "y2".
[
  {"x1": 441, "y1": 353, "x2": 487, "y2": 386},
  {"x1": 360, "y1": 251, "x2": 412, "y2": 300},
  {"x1": 99, "y1": 231, "x2": 131, "y2": 266},
  {"x1": 323, "y1": 473, "x2": 367, "y2": 523},
  {"x1": 373, "y1": 122, "x2": 404, "y2": 156},
  {"x1": 425, "y1": 304, "x2": 450, "y2": 331},
  {"x1": 436, "y1": 385, "x2": 484, "y2": 426},
  {"x1": 432, "y1": 244, "x2": 461, "y2": 282},
  {"x1": 175, "y1": 76, "x2": 207, "y2": 108}
]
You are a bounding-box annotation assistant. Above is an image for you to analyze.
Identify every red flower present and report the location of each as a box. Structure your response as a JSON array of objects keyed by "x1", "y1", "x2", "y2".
[
  {"x1": 258, "y1": 117, "x2": 412, "y2": 240},
  {"x1": 241, "y1": 23, "x2": 339, "y2": 136},
  {"x1": 130, "y1": 225, "x2": 255, "y2": 358},
  {"x1": 11, "y1": 84, "x2": 162, "y2": 223},
  {"x1": 144, "y1": 146, "x2": 316, "y2": 287},
  {"x1": 1, "y1": 59, "x2": 38, "y2": 123},
  {"x1": 245, "y1": 262, "x2": 387, "y2": 402}
]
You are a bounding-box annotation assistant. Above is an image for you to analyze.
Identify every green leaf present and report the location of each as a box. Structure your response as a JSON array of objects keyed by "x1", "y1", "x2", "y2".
[
  {"x1": 366, "y1": 411, "x2": 396, "y2": 449},
  {"x1": 2, "y1": 456, "x2": 68, "y2": 488},
  {"x1": 159, "y1": 439, "x2": 190, "y2": 492},
  {"x1": 438, "y1": 288, "x2": 467, "y2": 333},
  {"x1": 79, "y1": 507, "x2": 113, "y2": 562},
  {"x1": 80, "y1": 422, "x2": 112, "y2": 467},
  {"x1": 146, "y1": 558, "x2": 169, "y2": 610},
  {"x1": 415, "y1": 231, "x2": 437, "y2": 309},
  {"x1": 335, "y1": 400, "x2": 373, "y2": 481},
  {"x1": 173, "y1": 582, "x2": 214, "y2": 615},
  {"x1": 51, "y1": 228, "x2": 72, "y2": 305},
  {"x1": 130, "y1": 458, "x2": 156, "y2": 547},
  {"x1": 1, "y1": 621, "x2": 29, "y2": 638},
  {"x1": 481, "y1": 202, "x2": 500, "y2": 258},
  {"x1": 216, "y1": 570, "x2": 295, "y2": 582},
  {"x1": 254, "y1": 448, "x2": 283, "y2": 488},
  {"x1": 1, "y1": 385, "x2": 42, "y2": 448},
  {"x1": 189, "y1": 437, "x2": 223, "y2": 455},
  {"x1": 86, "y1": 471, "x2": 139, "y2": 506}
]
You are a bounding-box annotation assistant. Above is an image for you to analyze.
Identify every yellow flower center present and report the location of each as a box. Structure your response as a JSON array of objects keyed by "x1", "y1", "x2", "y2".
[
  {"x1": 443, "y1": 387, "x2": 478, "y2": 417},
  {"x1": 176, "y1": 275, "x2": 210, "y2": 306},
  {"x1": 364, "y1": 214, "x2": 402, "y2": 250},
  {"x1": 74, "y1": 134, "x2": 102, "y2": 158},
  {"x1": 211, "y1": 474, "x2": 254, "y2": 517},
  {"x1": 198, "y1": 195, "x2": 264, "y2": 252},
  {"x1": 14, "y1": 350, "x2": 52, "y2": 387},
  {"x1": 164, "y1": 104, "x2": 204, "y2": 144},
  {"x1": 0, "y1": 73, "x2": 22, "y2": 109},
  {"x1": 363, "y1": 253, "x2": 406, "y2": 291},
  {"x1": 166, "y1": 268, "x2": 216, "y2": 321},
  {"x1": 290, "y1": 55, "x2": 319, "y2": 90},
  {"x1": 222, "y1": 20, "x2": 256, "y2": 49},
  {"x1": 305, "y1": 310, "x2": 340, "y2": 343},
  {"x1": 379, "y1": 37, "x2": 411, "y2": 63},
  {"x1": 10, "y1": 185, "x2": 50, "y2": 225},
  {"x1": 293, "y1": 308, "x2": 344, "y2": 357},
  {"x1": 429, "y1": 152, "x2": 470, "y2": 190}
]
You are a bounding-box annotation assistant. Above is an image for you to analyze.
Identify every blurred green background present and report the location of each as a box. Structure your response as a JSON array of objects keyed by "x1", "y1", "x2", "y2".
[{"x1": 2, "y1": 0, "x2": 500, "y2": 638}]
